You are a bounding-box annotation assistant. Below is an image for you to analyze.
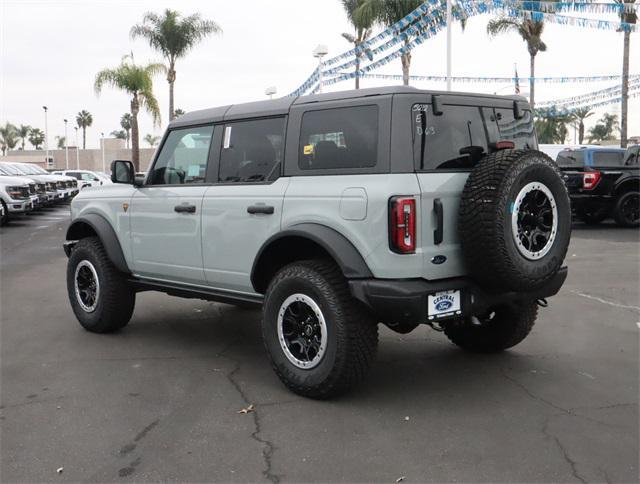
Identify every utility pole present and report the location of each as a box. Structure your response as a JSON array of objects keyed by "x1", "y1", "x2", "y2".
[
  {"x1": 64, "y1": 119, "x2": 69, "y2": 169},
  {"x1": 43, "y1": 106, "x2": 49, "y2": 166},
  {"x1": 101, "y1": 132, "x2": 105, "y2": 173},
  {"x1": 75, "y1": 127, "x2": 80, "y2": 169},
  {"x1": 313, "y1": 45, "x2": 329, "y2": 93}
]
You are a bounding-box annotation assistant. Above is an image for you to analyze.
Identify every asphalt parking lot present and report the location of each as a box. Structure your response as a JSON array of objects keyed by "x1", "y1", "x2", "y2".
[{"x1": 1, "y1": 209, "x2": 638, "y2": 483}]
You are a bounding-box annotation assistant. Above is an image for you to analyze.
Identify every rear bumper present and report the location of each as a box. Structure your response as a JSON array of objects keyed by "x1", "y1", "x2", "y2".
[{"x1": 349, "y1": 267, "x2": 568, "y2": 325}]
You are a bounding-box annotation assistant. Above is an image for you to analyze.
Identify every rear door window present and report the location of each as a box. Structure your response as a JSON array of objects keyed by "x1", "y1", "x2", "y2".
[
  {"x1": 219, "y1": 117, "x2": 285, "y2": 183},
  {"x1": 592, "y1": 151, "x2": 624, "y2": 167},
  {"x1": 299, "y1": 105, "x2": 378, "y2": 170},
  {"x1": 413, "y1": 104, "x2": 488, "y2": 170},
  {"x1": 557, "y1": 150, "x2": 585, "y2": 168}
]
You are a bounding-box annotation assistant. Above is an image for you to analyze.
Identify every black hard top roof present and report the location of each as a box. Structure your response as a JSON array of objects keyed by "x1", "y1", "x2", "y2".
[{"x1": 170, "y1": 85, "x2": 528, "y2": 128}]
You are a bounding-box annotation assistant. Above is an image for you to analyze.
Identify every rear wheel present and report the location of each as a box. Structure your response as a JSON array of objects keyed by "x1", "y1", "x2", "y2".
[
  {"x1": 613, "y1": 191, "x2": 639, "y2": 228},
  {"x1": 576, "y1": 205, "x2": 609, "y2": 225},
  {"x1": 67, "y1": 237, "x2": 135, "y2": 333},
  {"x1": 443, "y1": 302, "x2": 538, "y2": 353},
  {"x1": 262, "y1": 260, "x2": 378, "y2": 399}
]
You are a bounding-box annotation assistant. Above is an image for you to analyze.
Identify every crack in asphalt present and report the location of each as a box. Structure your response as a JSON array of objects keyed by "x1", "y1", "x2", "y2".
[
  {"x1": 226, "y1": 363, "x2": 280, "y2": 484},
  {"x1": 542, "y1": 418, "x2": 588, "y2": 484},
  {"x1": 569, "y1": 290, "x2": 640, "y2": 313}
]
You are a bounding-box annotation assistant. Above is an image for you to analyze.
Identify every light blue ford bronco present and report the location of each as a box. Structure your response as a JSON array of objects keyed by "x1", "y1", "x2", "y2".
[{"x1": 64, "y1": 87, "x2": 571, "y2": 398}]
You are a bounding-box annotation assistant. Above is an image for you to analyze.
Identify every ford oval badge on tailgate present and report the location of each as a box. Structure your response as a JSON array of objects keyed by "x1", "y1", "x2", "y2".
[{"x1": 431, "y1": 255, "x2": 447, "y2": 265}]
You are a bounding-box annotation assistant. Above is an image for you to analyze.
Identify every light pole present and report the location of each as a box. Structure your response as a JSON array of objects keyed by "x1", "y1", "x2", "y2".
[
  {"x1": 265, "y1": 86, "x2": 277, "y2": 99},
  {"x1": 446, "y1": 0, "x2": 452, "y2": 91},
  {"x1": 74, "y1": 127, "x2": 80, "y2": 169},
  {"x1": 43, "y1": 106, "x2": 49, "y2": 166},
  {"x1": 101, "y1": 132, "x2": 105, "y2": 173},
  {"x1": 64, "y1": 119, "x2": 69, "y2": 169},
  {"x1": 313, "y1": 44, "x2": 329, "y2": 93}
]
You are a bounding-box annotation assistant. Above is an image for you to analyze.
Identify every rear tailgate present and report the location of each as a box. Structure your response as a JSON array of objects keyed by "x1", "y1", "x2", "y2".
[{"x1": 416, "y1": 172, "x2": 469, "y2": 280}]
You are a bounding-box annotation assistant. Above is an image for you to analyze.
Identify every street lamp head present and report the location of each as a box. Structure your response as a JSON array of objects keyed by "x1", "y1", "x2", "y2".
[
  {"x1": 43, "y1": 106, "x2": 48, "y2": 111},
  {"x1": 265, "y1": 86, "x2": 277, "y2": 97},
  {"x1": 313, "y1": 44, "x2": 329, "y2": 58},
  {"x1": 64, "y1": 119, "x2": 67, "y2": 123}
]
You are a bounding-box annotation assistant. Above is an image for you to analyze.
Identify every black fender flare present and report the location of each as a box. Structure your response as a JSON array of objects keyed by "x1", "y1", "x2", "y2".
[
  {"x1": 613, "y1": 175, "x2": 640, "y2": 195},
  {"x1": 250, "y1": 223, "x2": 373, "y2": 292},
  {"x1": 66, "y1": 214, "x2": 130, "y2": 274}
]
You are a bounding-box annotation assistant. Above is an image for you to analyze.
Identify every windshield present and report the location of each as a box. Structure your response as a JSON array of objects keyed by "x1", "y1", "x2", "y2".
[
  {"x1": 31, "y1": 165, "x2": 48, "y2": 174},
  {"x1": 0, "y1": 163, "x2": 24, "y2": 175},
  {"x1": 17, "y1": 164, "x2": 39, "y2": 174}
]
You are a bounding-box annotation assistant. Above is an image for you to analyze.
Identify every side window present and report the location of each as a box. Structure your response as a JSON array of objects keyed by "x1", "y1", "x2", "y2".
[
  {"x1": 219, "y1": 117, "x2": 285, "y2": 183},
  {"x1": 67, "y1": 172, "x2": 80, "y2": 179},
  {"x1": 148, "y1": 125, "x2": 214, "y2": 185},
  {"x1": 299, "y1": 105, "x2": 378, "y2": 170},
  {"x1": 494, "y1": 108, "x2": 535, "y2": 149},
  {"x1": 413, "y1": 104, "x2": 488, "y2": 170},
  {"x1": 592, "y1": 151, "x2": 624, "y2": 167},
  {"x1": 80, "y1": 173, "x2": 95, "y2": 181}
]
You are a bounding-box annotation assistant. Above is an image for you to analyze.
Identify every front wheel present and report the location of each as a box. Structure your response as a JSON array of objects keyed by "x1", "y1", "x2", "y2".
[
  {"x1": 0, "y1": 200, "x2": 8, "y2": 226},
  {"x1": 613, "y1": 191, "x2": 639, "y2": 228},
  {"x1": 443, "y1": 302, "x2": 538, "y2": 353},
  {"x1": 66, "y1": 236, "x2": 136, "y2": 333},
  {"x1": 262, "y1": 260, "x2": 378, "y2": 399}
]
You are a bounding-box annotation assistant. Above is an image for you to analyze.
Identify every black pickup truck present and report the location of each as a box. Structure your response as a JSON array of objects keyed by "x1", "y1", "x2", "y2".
[{"x1": 558, "y1": 146, "x2": 639, "y2": 227}]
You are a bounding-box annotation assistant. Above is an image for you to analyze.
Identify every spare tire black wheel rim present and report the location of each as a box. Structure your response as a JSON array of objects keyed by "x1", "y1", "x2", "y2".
[
  {"x1": 511, "y1": 182, "x2": 558, "y2": 260},
  {"x1": 621, "y1": 193, "x2": 639, "y2": 224},
  {"x1": 277, "y1": 293, "x2": 328, "y2": 369},
  {"x1": 74, "y1": 260, "x2": 100, "y2": 312}
]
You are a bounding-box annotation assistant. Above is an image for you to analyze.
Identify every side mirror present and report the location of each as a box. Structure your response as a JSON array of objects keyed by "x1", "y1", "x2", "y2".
[{"x1": 111, "y1": 160, "x2": 139, "y2": 185}]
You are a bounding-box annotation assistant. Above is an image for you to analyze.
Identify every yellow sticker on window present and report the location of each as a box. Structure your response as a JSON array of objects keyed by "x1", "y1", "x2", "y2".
[{"x1": 303, "y1": 144, "x2": 314, "y2": 155}]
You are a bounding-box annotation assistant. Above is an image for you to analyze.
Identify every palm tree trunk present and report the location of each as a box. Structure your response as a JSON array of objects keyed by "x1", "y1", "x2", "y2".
[
  {"x1": 168, "y1": 62, "x2": 176, "y2": 122},
  {"x1": 579, "y1": 121, "x2": 585, "y2": 144},
  {"x1": 401, "y1": 40, "x2": 411, "y2": 86},
  {"x1": 621, "y1": 29, "x2": 630, "y2": 148},
  {"x1": 529, "y1": 53, "x2": 535, "y2": 111},
  {"x1": 355, "y1": 55, "x2": 360, "y2": 89},
  {"x1": 130, "y1": 96, "x2": 140, "y2": 172},
  {"x1": 82, "y1": 127, "x2": 86, "y2": 149}
]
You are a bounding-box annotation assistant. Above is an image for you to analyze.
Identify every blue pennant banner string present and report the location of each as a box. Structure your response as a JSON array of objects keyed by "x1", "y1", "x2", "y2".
[
  {"x1": 340, "y1": 73, "x2": 639, "y2": 84},
  {"x1": 537, "y1": 77, "x2": 640, "y2": 107},
  {"x1": 537, "y1": 90, "x2": 640, "y2": 117}
]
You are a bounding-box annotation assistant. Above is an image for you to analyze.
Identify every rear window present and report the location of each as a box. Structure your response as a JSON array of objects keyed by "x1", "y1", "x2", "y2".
[
  {"x1": 299, "y1": 105, "x2": 378, "y2": 170},
  {"x1": 592, "y1": 151, "x2": 624, "y2": 167},
  {"x1": 557, "y1": 150, "x2": 585, "y2": 167},
  {"x1": 493, "y1": 108, "x2": 535, "y2": 149},
  {"x1": 413, "y1": 104, "x2": 488, "y2": 170}
]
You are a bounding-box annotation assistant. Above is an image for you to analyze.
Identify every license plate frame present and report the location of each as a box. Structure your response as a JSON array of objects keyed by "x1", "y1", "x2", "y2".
[{"x1": 427, "y1": 289, "x2": 462, "y2": 320}]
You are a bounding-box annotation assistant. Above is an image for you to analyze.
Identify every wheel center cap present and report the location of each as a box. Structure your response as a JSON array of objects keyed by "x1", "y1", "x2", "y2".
[{"x1": 304, "y1": 325, "x2": 314, "y2": 336}]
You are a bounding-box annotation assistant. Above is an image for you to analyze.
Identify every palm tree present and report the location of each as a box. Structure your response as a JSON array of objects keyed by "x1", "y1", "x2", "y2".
[
  {"x1": 76, "y1": 110, "x2": 93, "y2": 149},
  {"x1": 17, "y1": 125, "x2": 31, "y2": 150},
  {"x1": 120, "y1": 113, "x2": 132, "y2": 148},
  {"x1": 0, "y1": 123, "x2": 18, "y2": 155},
  {"x1": 94, "y1": 55, "x2": 164, "y2": 170},
  {"x1": 487, "y1": 17, "x2": 547, "y2": 110},
  {"x1": 173, "y1": 108, "x2": 185, "y2": 118},
  {"x1": 110, "y1": 130, "x2": 127, "y2": 141},
  {"x1": 56, "y1": 136, "x2": 66, "y2": 149},
  {"x1": 131, "y1": 9, "x2": 222, "y2": 121},
  {"x1": 617, "y1": 0, "x2": 636, "y2": 147},
  {"x1": 534, "y1": 109, "x2": 570, "y2": 144},
  {"x1": 27, "y1": 128, "x2": 45, "y2": 150},
  {"x1": 144, "y1": 134, "x2": 160, "y2": 147},
  {"x1": 570, "y1": 108, "x2": 594, "y2": 144},
  {"x1": 341, "y1": 0, "x2": 374, "y2": 89},
  {"x1": 588, "y1": 113, "x2": 620, "y2": 143},
  {"x1": 354, "y1": 0, "x2": 425, "y2": 86}
]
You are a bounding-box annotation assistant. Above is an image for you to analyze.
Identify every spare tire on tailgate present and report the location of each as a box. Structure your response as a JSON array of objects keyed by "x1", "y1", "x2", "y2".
[{"x1": 459, "y1": 149, "x2": 571, "y2": 292}]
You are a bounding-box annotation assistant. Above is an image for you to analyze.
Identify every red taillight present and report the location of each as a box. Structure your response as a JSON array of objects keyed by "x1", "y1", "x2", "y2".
[
  {"x1": 583, "y1": 171, "x2": 601, "y2": 190},
  {"x1": 389, "y1": 196, "x2": 416, "y2": 254},
  {"x1": 494, "y1": 140, "x2": 515, "y2": 150}
]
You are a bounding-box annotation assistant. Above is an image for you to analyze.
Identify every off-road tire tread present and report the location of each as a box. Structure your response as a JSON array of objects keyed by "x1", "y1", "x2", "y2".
[
  {"x1": 262, "y1": 259, "x2": 378, "y2": 399},
  {"x1": 444, "y1": 302, "x2": 538, "y2": 352},
  {"x1": 67, "y1": 236, "x2": 135, "y2": 333},
  {"x1": 459, "y1": 149, "x2": 570, "y2": 291}
]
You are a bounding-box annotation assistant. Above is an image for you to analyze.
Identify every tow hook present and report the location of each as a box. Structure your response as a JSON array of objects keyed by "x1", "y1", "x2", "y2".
[{"x1": 537, "y1": 298, "x2": 549, "y2": 308}]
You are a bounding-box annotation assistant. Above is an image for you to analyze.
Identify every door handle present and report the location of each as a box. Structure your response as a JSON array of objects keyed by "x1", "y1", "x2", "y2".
[
  {"x1": 433, "y1": 198, "x2": 443, "y2": 245},
  {"x1": 174, "y1": 204, "x2": 196, "y2": 214},
  {"x1": 247, "y1": 204, "x2": 274, "y2": 215}
]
